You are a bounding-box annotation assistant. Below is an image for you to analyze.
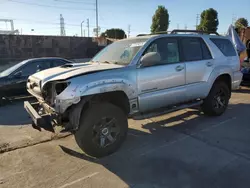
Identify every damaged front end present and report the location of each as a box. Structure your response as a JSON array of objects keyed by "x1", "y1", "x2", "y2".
[{"x1": 24, "y1": 77, "x2": 81, "y2": 133}]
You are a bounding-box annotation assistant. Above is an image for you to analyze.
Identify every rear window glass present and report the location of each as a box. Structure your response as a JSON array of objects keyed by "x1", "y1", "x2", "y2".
[{"x1": 210, "y1": 38, "x2": 236, "y2": 57}]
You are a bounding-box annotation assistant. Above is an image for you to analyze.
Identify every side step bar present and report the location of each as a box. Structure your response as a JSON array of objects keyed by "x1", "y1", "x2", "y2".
[{"x1": 132, "y1": 100, "x2": 203, "y2": 120}]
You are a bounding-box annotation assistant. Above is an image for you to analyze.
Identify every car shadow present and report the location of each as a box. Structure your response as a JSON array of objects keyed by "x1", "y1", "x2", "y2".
[
  {"x1": 59, "y1": 103, "x2": 250, "y2": 188},
  {"x1": 233, "y1": 87, "x2": 250, "y2": 94},
  {"x1": 0, "y1": 99, "x2": 31, "y2": 126}
]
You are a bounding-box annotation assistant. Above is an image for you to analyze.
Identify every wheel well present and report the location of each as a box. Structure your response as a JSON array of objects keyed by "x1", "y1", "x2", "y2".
[
  {"x1": 85, "y1": 91, "x2": 130, "y2": 115},
  {"x1": 215, "y1": 74, "x2": 232, "y2": 92}
]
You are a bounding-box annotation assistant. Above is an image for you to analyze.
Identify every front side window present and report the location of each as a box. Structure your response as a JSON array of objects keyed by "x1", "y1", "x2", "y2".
[
  {"x1": 18, "y1": 61, "x2": 50, "y2": 76},
  {"x1": 51, "y1": 60, "x2": 67, "y2": 67},
  {"x1": 210, "y1": 38, "x2": 237, "y2": 57},
  {"x1": 144, "y1": 38, "x2": 180, "y2": 64}
]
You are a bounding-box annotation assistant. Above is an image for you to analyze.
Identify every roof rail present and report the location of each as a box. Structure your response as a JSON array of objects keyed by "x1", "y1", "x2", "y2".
[
  {"x1": 170, "y1": 29, "x2": 220, "y2": 36},
  {"x1": 137, "y1": 30, "x2": 220, "y2": 37},
  {"x1": 136, "y1": 31, "x2": 171, "y2": 37}
]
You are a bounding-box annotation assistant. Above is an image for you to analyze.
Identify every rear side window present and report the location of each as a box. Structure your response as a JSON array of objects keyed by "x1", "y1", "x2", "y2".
[
  {"x1": 181, "y1": 38, "x2": 202, "y2": 61},
  {"x1": 181, "y1": 37, "x2": 212, "y2": 61},
  {"x1": 210, "y1": 38, "x2": 236, "y2": 57},
  {"x1": 201, "y1": 40, "x2": 212, "y2": 60}
]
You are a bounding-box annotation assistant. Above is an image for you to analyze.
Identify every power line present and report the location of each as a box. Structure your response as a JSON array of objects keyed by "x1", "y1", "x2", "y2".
[
  {"x1": 7, "y1": 0, "x2": 95, "y2": 10},
  {"x1": 1, "y1": 17, "x2": 110, "y2": 28},
  {"x1": 54, "y1": 0, "x2": 95, "y2": 4}
]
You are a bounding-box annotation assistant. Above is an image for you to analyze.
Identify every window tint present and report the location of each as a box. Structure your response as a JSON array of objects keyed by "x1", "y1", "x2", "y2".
[
  {"x1": 144, "y1": 38, "x2": 180, "y2": 64},
  {"x1": 201, "y1": 40, "x2": 212, "y2": 59},
  {"x1": 181, "y1": 38, "x2": 202, "y2": 61},
  {"x1": 19, "y1": 61, "x2": 50, "y2": 76},
  {"x1": 210, "y1": 38, "x2": 236, "y2": 57},
  {"x1": 52, "y1": 60, "x2": 66, "y2": 67}
]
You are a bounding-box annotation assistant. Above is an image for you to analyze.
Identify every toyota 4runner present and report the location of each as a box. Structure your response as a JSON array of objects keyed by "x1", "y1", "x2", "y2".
[{"x1": 24, "y1": 30, "x2": 243, "y2": 157}]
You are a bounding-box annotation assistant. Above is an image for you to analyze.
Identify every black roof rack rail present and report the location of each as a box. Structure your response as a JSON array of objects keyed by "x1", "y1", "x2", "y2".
[
  {"x1": 137, "y1": 30, "x2": 220, "y2": 37},
  {"x1": 170, "y1": 29, "x2": 220, "y2": 36},
  {"x1": 136, "y1": 31, "x2": 171, "y2": 37}
]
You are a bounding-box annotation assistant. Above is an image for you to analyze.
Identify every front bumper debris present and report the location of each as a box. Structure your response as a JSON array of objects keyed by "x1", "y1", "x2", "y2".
[{"x1": 24, "y1": 101, "x2": 55, "y2": 132}]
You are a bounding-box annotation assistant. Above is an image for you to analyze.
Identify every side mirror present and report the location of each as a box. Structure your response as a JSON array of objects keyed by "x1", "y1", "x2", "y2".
[
  {"x1": 140, "y1": 52, "x2": 161, "y2": 67},
  {"x1": 13, "y1": 71, "x2": 22, "y2": 78}
]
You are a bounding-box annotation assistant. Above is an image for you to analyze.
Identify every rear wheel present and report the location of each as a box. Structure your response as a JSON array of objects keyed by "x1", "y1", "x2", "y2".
[
  {"x1": 74, "y1": 102, "x2": 128, "y2": 158},
  {"x1": 201, "y1": 81, "x2": 230, "y2": 116}
]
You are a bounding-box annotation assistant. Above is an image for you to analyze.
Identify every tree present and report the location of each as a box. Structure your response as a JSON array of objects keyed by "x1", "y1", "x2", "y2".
[
  {"x1": 197, "y1": 8, "x2": 219, "y2": 32},
  {"x1": 151, "y1": 5, "x2": 169, "y2": 33},
  {"x1": 100, "y1": 28, "x2": 127, "y2": 39},
  {"x1": 235, "y1": 18, "x2": 248, "y2": 30}
]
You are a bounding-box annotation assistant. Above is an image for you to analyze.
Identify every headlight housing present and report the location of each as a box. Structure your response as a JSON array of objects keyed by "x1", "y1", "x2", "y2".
[{"x1": 55, "y1": 82, "x2": 71, "y2": 95}]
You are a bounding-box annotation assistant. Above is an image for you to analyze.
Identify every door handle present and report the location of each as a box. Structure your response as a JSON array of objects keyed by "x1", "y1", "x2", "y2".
[
  {"x1": 175, "y1": 65, "x2": 184, "y2": 72},
  {"x1": 206, "y1": 62, "x2": 213, "y2": 67}
]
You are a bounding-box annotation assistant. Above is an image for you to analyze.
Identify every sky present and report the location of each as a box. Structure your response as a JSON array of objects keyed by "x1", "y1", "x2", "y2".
[{"x1": 0, "y1": 0, "x2": 249, "y2": 37}]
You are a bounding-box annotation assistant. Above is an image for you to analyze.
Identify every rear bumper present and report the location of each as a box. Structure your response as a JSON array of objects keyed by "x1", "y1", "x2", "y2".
[
  {"x1": 232, "y1": 71, "x2": 243, "y2": 90},
  {"x1": 24, "y1": 101, "x2": 55, "y2": 132}
]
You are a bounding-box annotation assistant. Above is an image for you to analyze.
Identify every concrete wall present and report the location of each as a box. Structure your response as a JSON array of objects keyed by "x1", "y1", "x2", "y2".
[{"x1": 0, "y1": 34, "x2": 106, "y2": 71}]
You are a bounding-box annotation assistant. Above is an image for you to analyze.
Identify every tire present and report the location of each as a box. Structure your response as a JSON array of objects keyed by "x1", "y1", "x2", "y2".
[
  {"x1": 74, "y1": 102, "x2": 128, "y2": 158},
  {"x1": 201, "y1": 81, "x2": 230, "y2": 116}
]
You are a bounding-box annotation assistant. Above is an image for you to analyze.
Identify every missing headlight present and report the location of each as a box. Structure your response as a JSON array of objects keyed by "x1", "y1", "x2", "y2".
[{"x1": 55, "y1": 82, "x2": 70, "y2": 95}]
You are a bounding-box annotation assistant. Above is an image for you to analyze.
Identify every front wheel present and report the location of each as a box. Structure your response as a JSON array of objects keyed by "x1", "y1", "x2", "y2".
[
  {"x1": 201, "y1": 81, "x2": 230, "y2": 116},
  {"x1": 74, "y1": 102, "x2": 128, "y2": 158}
]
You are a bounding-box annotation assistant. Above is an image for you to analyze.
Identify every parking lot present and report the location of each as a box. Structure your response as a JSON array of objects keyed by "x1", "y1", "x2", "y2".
[{"x1": 0, "y1": 88, "x2": 250, "y2": 188}]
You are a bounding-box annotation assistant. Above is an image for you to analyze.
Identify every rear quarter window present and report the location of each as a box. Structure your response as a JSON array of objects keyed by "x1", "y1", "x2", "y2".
[{"x1": 210, "y1": 38, "x2": 236, "y2": 57}]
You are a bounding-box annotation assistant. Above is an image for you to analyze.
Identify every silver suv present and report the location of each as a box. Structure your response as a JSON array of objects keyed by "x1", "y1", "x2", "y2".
[{"x1": 24, "y1": 30, "x2": 242, "y2": 157}]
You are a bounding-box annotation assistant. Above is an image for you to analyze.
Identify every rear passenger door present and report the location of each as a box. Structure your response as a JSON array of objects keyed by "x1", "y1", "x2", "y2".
[{"x1": 181, "y1": 37, "x2": 214, "y2": 101}]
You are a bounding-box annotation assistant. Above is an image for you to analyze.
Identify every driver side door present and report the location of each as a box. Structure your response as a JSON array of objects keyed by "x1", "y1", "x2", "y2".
[{"x1": 137, "y1": 37, "x2": 187, "y2": 112}]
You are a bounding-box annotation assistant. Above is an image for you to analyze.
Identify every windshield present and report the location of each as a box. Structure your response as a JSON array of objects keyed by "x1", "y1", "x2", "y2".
[
  {"x1": 0, "y1": 60, "x2": 28, "y2": 77},
  {"x1": 91, "y1": 38, "x2": 148, "y2": 65}
]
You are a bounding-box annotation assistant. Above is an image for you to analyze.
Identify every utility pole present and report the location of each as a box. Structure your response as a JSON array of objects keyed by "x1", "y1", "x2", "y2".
[
  {"x1": 196, "y1": 14, "x2": 200, "y2": 29},
  {"x1": 81, "y1": 20, "x2": 84, "y2": 37},
  {"x1": 177, "y1": 23, "x2": 179, "y2": 29},
  {"x1": 84, "y1": 30, "x2": 85, "y2": 37},
  {"x1": 128, "y1": 25, "x2": 131, "y2": 38},
  {"x1": 95, "y1": 0, "x2": 99, "y2": 37},
  {"x1": 87, "y1": 18, "x2": 90, "y2": 37}
]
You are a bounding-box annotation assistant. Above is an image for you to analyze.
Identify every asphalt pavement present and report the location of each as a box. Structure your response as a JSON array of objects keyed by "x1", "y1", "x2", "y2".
[{"x1": 0, "y1": 88, "x2": 250, "y2": 188}]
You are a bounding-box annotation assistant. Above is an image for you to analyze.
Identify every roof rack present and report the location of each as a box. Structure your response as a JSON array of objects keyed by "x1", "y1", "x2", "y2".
[
  {"x1": 137, "y1": 29, "x2": 220, "y2": 37},
  {"x1": 171, "y1": 29, "x2": 220, "y2": 36},
  {"x1": 136, "y1": 31, "x2": 171, "y2": 37}
]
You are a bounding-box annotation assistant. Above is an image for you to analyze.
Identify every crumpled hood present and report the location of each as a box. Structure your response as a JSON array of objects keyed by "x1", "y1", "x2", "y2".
[{"x1": 30, "y1": 62, "x2": 124, "y2": 83}]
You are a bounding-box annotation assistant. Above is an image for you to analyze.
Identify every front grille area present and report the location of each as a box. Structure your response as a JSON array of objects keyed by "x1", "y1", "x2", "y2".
[{"x1": 27, "y1": 77, "x2": 42, "y2": 97}]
